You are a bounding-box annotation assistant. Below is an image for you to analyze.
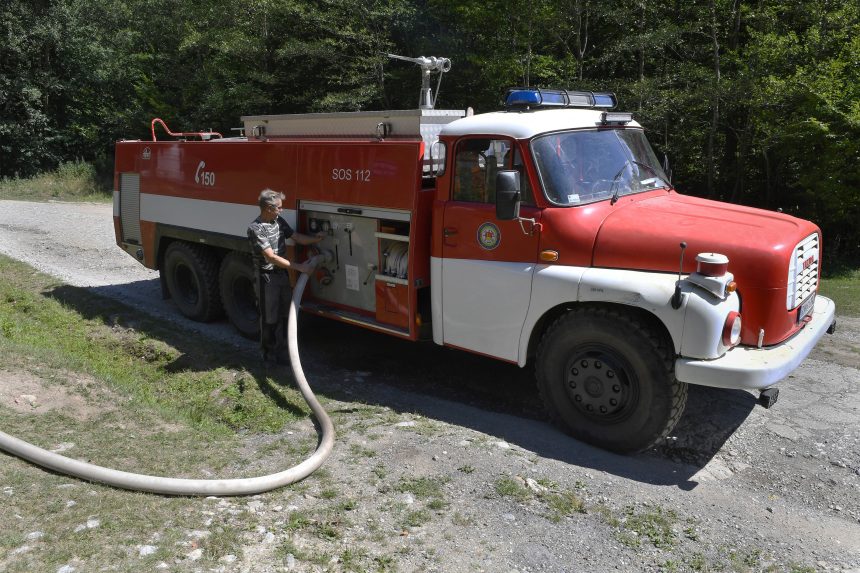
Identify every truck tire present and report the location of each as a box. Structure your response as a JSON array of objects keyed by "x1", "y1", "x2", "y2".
[
  {"x1": 219, "y1": 252, "x2": 260, "y2": 340},
  {"x1": 163, "y1": 242, "x2": 222, "y2": 322},
  {"x1": 536, "y1": 307, "x2": 687, "y2": 453}
]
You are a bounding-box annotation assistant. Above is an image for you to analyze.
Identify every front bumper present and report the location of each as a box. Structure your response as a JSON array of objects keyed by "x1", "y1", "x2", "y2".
[{"x1": 675, "y1": 295, "x2": 836, "y2": 390}]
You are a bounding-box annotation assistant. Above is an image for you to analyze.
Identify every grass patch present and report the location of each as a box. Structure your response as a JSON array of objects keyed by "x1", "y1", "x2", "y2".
[
  {"x1": 285, "y1": 511, "x2": 312, "y2": 532},
  {"x1": 451, "y1": 511, "x2": 476, "y2": 526},
  {"x1": 399, "y1": 508, "x2": 432, "y2": 529},
  {"x1": 820, "y1": 268, "x2": 860, "y2": 317},
  {"x1": 0, "y1": 254, "x2": 309, "y2": 435},
  {"x1": 616, "y1": 505, "x2": 678, "y2": 549},
  {"x1": 543, "y1": 490, "x2": 586, "y2": 522},
  {"x1": 395, "y1": 476, "x2": 448, "y2": 500},
  {"x1": 349, "y1": 443, "x2": 377, "y2": 459},
  {"x1": 0, "y1": 161, "x2": 111, "y2": 202},
  {"x1": 278, "y1": 539, "x2": 331, "y2": 567},
  {"x1": 372, "y1": 464, "x2": 387, "y2": 480},
  {"x1": 494, "y1": 476, "x2": 531, "y2": 502},
  {"x1": 0, "y1": 254, "x2": 328, "y2": 570},
  {"x1": 199, "y1": 523, "x2": 244, "y2": 561},
  {"x1": 394, "y1": 475, "x2": 449, "y2": 521},
  {"x1": 492, "y1": 475, "x2": 585, "y2": 522}
]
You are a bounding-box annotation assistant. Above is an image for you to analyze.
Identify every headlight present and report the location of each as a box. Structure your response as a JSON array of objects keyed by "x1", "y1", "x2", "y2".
[{"x1": 722, "y1": 311, "x2": 742, "y2": 347}]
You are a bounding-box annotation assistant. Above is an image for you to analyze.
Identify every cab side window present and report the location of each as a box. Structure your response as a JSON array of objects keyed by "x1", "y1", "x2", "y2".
[
  {"x1": 453, "y1": 138, "x2": 536, "y2": 206},
  {"x1": 453, "y1": 139, "x2": 509, "y2": 203}
]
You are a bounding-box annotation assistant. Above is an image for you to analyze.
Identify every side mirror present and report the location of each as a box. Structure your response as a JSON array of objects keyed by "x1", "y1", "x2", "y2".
[
  {"x1": 662, "y1": 153, "x2": 673, "y2": 183},
  {"x1": 495, "y1": 170, "x2": 521, "y2": 220}
]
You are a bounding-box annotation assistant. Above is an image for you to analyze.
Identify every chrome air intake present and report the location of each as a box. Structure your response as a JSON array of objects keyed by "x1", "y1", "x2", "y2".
[{"x1": 787, "y1": 233, "x2": 819, "y2": 310}]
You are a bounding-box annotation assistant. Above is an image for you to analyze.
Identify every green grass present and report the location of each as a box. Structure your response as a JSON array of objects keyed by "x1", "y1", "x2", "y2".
[
  {"x1": 399, "y1": 508, "x2": 432, "y2": 529},
  {"x1": 543, "y1": 490, "x2": 586, "y2": 522},
  {"x1": 395, "y1": 476, "x2": 448, "y2": 500},
  {"x1": 0, "y1": 161, "x2": 112, "y2": 202},
  {"x1": 616, "y1": 505, "x2": 678, "y2": 549},
  {"x1": 0, "y1": 254, "x2": 309, "y2": 434},
  {"x1": 494, "y1": 476, "x2": 530, "y2": 502},
  {"x1": 820, "y1": 268, "x2": 860, "y2": 317},
  {"x1": 0, "y1": 253, "x2": 329, "y2": 570}
]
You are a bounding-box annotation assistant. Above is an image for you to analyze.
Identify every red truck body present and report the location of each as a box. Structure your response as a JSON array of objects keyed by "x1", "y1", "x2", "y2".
[{"x1": 113, "y1": 93, "x2": 835, "y2": 452}]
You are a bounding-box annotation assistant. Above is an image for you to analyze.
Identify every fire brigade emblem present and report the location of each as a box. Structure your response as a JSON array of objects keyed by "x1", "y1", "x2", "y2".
[{"x1": 477, "y1": 222, "x2": 501, "y2": 250}]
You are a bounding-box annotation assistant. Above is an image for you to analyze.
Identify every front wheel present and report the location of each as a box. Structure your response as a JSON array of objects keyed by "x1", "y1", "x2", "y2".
[{"x1": 536, "y1": 307, "x2": 687, "y2": 453}]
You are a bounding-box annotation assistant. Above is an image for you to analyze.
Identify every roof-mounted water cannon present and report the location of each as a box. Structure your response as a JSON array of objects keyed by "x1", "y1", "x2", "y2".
[{"x1": 387, "y1": 54, "x2": 452, "y2": 110}]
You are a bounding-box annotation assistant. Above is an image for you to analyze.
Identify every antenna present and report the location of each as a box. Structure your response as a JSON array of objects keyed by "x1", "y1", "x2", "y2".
[
  {"x1": 387, "y1": 54, "x2": 452, "y2": 110},
  {"x1": 671, "y1": 242, "x2": 687, "y2": 309}
]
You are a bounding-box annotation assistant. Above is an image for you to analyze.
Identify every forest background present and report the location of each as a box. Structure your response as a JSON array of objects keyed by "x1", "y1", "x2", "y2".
[{"x1": 2, "y1": 0, "x2": 858, "y2": 263}]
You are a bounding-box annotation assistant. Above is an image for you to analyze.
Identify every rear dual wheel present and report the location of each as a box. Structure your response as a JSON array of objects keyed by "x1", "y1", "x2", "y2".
[
  {"x1": 536, "y1": 307, "x2": 687, "y2": 453},
  {"x1": 163, "y1": 242, "x2": 222, "y2": 322},
  {"x1": 219, "y1": 252, "x2": 260, "y2": 340},
  {"x1": 163, "y1": 244, "x2": 260, "y2": 339}
]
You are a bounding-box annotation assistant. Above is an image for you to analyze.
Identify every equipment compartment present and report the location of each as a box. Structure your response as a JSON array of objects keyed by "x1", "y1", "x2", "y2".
[{"x1": 375, "y1": 219, "x2": 411, "y2": 328}]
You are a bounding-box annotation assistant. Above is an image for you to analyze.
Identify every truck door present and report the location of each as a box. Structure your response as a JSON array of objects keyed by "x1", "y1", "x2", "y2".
[{"x1": 441, "y1": 138, "x2": 542, "y2": 361}]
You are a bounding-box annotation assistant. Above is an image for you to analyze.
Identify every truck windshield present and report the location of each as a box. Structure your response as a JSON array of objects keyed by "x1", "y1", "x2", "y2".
[{"x1": 531, "y1": 128, "x2": 669, "y2": 206}]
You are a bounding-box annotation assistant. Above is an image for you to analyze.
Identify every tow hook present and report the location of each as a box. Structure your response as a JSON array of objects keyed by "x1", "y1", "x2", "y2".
[
  {"x1": 827, "y1": 320, "x2": 837, "y2": 335},
  {"x1": 758, "y1": 388, "x2": 779, "y2": 409}
]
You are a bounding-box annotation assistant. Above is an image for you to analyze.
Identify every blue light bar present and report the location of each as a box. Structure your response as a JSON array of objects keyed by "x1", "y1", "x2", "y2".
[
  {"x1": 593, "y1": 94, "x2": 616, "y2": 108},
  {"x1": 506, "y1": 89, "x2": 542, "y2": 107},
  {"x1": 504, "y1": 88, "x2": 618, "y2": 110}
]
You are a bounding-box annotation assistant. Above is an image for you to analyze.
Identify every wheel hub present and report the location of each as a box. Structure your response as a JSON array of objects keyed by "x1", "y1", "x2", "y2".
[{"x1": 565, "y1": 353, "x2": 631, "y2": 420}]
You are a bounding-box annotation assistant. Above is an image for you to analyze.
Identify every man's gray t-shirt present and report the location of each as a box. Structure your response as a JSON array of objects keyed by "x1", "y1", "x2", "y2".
[{"x1": 247, "y1": 216, "x2": 294, "y2": 272}]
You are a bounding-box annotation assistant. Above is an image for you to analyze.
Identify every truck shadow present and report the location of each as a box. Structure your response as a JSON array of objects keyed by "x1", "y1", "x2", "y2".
[{"x1": 47, "y1": 281, "x2": 757, "y2": 490}]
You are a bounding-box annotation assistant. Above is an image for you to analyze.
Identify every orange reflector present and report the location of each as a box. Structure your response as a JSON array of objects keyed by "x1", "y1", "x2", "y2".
[
  {"x1": 726, "y1": 281, "x2": 738, "y2": 294},
  {"x1": 416, "y1": 313, "x2": 422, "y2": 327},
  {"x1": 540, "y1": 250, "x2": 559, "y2": 262}
]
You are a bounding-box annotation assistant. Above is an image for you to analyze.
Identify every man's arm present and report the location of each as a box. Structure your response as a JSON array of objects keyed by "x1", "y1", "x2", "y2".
[
  {"x1": 291, "y1": 231, "x2": 325, "y2": 246},
  {"x1": 262, "y1": 229, "x2": 324, "y2": 273},
  {"x1": 261, "y1": 248, "x2": 314, "y2": 274}
]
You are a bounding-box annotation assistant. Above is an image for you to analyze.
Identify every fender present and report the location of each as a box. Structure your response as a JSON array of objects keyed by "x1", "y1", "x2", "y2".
[{"x1": 517, "y1": 265, "x2": 740, "y2": 366}]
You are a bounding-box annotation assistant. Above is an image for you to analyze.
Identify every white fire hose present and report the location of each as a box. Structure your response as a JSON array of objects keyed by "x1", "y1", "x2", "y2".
[{"x1": 0, "y1": 255, "x2": 334, "y2": 495}]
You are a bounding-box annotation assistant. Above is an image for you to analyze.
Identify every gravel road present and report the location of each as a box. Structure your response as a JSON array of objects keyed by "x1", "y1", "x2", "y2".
[{"x1": 1, "y1": 199, "x2": 859, "y2": 572}]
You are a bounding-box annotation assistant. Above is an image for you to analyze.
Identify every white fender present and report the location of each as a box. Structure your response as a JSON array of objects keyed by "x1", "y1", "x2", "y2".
[{"x1": 517, "y1": 265, "x2": 739, "y2": 366}]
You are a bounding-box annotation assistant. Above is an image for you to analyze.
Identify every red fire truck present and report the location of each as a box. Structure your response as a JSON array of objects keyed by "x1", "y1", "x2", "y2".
[{"x1": 113, "y1": 69, "x2": 835, "y2": 453}]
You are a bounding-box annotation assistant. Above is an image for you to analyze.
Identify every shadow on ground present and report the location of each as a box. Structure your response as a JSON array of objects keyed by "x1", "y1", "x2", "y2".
[{"x1": 46, "y1": 280, "x2": 757, "y2": 490}]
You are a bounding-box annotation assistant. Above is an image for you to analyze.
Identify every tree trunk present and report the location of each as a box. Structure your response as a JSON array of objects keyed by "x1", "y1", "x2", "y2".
[
  {"x1": 574, "y1": 0, "x2": 589, "y2": 81},
  {"x1": 638, "y1": 1, "x2": 646, "y2": 111},
  {"x1": 706, "y1": 0, "x2": 721, "y2": 198}
]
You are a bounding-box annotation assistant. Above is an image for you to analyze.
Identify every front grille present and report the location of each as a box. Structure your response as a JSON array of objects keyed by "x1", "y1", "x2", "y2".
[{"x1": 786, "y1": 233, "x2": 819, "y2": 310}]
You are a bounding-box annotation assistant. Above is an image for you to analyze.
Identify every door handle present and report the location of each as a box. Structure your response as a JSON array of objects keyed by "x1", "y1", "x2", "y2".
[{"x1": 443, "y1": 227, "x2": 458, "y2": 238}]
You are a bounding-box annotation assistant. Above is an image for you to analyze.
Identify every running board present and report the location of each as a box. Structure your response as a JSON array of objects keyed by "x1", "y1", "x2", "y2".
[{"x1": 301, "y1": 301, "x2": 412, "y2": 338}]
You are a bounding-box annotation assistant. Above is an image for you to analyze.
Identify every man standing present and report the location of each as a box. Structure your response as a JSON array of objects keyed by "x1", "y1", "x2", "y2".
[{"x1": 248, "y1": 189, "x2": 324, "y2": 364}]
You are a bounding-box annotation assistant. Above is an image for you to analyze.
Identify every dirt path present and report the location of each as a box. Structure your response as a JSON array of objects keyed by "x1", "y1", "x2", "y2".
[{"x1": 1, "y1": 199, "x2": 859, "y2": 572}]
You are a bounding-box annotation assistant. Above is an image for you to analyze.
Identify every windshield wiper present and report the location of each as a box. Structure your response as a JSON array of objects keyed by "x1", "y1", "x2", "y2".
[
  {"x1": 609, "y1": 160, "x2": 665, "y2": 205},
  {"x1": 609, "y1": 162, "x2": 629, "y2": 205}
]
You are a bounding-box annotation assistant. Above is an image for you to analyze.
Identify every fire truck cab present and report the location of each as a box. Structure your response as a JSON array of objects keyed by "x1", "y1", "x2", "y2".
[{"x1": 113, "y1": 85, "x2": 835, "y2": 453}]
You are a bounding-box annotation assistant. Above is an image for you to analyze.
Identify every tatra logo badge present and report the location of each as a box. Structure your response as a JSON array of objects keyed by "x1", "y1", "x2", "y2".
[
  {"x1": 142, "y1": 147, "x2": 151, "y2": 160},
  {"x1": 477, "y1": 222, "x2": 501, "y2": 250}
]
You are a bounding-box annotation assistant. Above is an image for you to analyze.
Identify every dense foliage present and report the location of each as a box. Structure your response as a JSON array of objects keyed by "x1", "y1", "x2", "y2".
[{"x1": 1, "y1": 0, "x2": 858, "y2": 260}]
